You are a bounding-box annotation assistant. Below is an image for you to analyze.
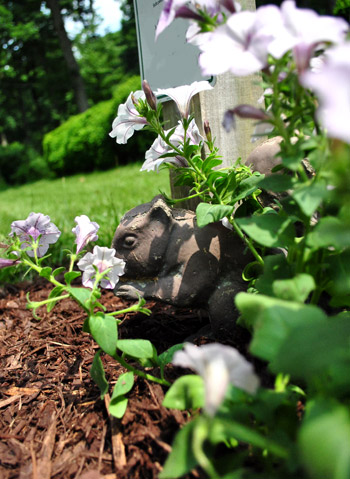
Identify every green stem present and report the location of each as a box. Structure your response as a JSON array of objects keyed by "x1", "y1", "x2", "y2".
[
  {"x1": 168, "y1": 189, "x2": 211, "y2": 205},
  {"x1": 230, "y1": 218, "x2": 264, "y2": 266},
  {"x1": 114, "y1": 353, "x2": 171, "y2": 387},
  {"x1": 192, "y1": 418, "x2": 220, "y2": 479},
  {"x1": 68, "y1": 254, "x2": 77, "y2": 273},
  {"x1": 295, "y1": 222, "x2": 311, "y2": 274},
  {"x1": 22, "y1": 258, "x2": 65, "y2": 289},
  {"x1": 107, "y1": 303, "x2": 151, "y2": 317},
  {"x1": 28, "y1": 294, "x2": 70, "y2": 309},
  {"x1": 309, "y1": 287, "x2": 322, "y2": 305}
]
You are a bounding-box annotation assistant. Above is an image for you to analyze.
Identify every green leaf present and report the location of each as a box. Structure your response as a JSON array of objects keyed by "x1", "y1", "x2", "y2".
[
  {"x1": 89, "y1": 313, "x2": 118, "y2": 357},
  {"x1": 292, "y1": 181, "x2": 328, "y2": 217},
  {"x1": 282, "y1": 152, "x2": 304, "y2": 171},
  {"x1": 202, "y1": 157, "x2": 222, "y2": 173},
  {"x1": 307, "y1": 217, "x2": 350, "y2": 250},
  {"x1": 67, "y1": 286, "x2": 91, "y2": 309},
  {"x1": 109, "y1": 397, "x2": 128, "y2": 418},
  {"x1": 235, "y1": 293, "x2": 326, "y2": 362},
  {"x1": 47, "y1": 285, "x2": 65, "y2": 313},
  {"x1": 236, "y1": 214, "x2": 295, "y2": 248},
  {"x1": 111, "y1": 372, "x2": 134, "y2": 399},
  {"x1": 64, "y1": 270, "x2": 82, "y2": 285},
  {"x1": 270, "y1": 317, "x2": 350, "y2": 388},
  {"x1": 299, "y1": 401, "x2": 350, "y2": 479},
  {"x1": 272, "y1": 273, "x2": 315, "y2": 302},
  {"x1": 326, "y1": 251, "x2": 350, "y2": 297},
  {"x1": 209, "y1": 418, "x2": 288, "y2": 459},
  {"x1": 258, "y1": 174, "x2": 295, "y2": 192},
  {"x1": 158, "y1": 343, "x2": 184, "y2": 373},
  {"x1": 255, "y1": 255, "x2": 292, "y2": 296},
  {"x1": 90, "y1": 350, "x2": 109, "y2": 399},
  {"x1": 52, "y1": 266, "x2": 65, "y2": 277},
  {"x1": 163, "y1": 375, "x2": 204, "y2": 410},
  {"x1": 39, "y1": 266, "x2": 52, "y2": 279},
  {"x1": 159, "y1": 420, "x2": 198, "y2": 479},
  {"x1": 232, "y1": 173, "x2": 264, "y2": 202},
  {"x1": 108, "y1": 371, "x2": 134, "y2": 416},
  {"x1": 214, "y1": 171, "x2": 237, "y2": 203},
  {"x1": 196, "y1": 203, "x2": 234, "y2": 228},
  {"x1": 117, "y1": 339, "x2": 155, "y2": 359}
]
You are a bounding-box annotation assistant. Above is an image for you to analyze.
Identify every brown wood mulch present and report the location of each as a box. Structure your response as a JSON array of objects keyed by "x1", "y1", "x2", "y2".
[{"x1": 0, "y1": 279, "x2": 210, "y2": 479}]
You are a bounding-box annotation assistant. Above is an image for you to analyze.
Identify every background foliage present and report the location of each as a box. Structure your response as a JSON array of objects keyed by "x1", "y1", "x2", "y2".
[
  {"x1": 43, "y1": 76, "x2": 154, "y2": 176},
  {"x1": 0, "y1": 0, "x2": 142, "y2": 186}
]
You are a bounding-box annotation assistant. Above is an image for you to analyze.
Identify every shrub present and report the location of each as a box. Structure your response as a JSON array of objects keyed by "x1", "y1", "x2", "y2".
[
  {"x1": 0, "y1": 142, "x2": 51, "y2": 186},
  {"x1": 43, "y1": 76, "x2": 153, "y2": 176}
]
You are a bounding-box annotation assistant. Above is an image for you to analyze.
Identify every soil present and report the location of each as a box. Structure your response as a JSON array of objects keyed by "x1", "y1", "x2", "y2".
[{"x1": 0, "y1": 278, "x2": 262, "y2": 479}]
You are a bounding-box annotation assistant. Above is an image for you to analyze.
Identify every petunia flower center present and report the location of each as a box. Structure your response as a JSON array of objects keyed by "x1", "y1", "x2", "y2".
[{"x1": 26, "y1": 226, "x2": 41, "y2": 241}]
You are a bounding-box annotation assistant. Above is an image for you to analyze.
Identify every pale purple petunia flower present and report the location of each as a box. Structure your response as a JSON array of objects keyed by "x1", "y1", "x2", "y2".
[
  {"x1": 10, "y1": 213, "x2": 61, "y2": 257},
  {"x1": 141, "y1": 119, "x2": 203, "y2": 172},
  {"x1": 268, "y1": 0, "x2": 348, "y2": 73},
  {"x1": 155, "y1": 81, "x2": 213, "y2": 118},
  {"x1": 173, "y1": 343, "x2": 259, "y2": 416},
  {"x1": 109, "y1": 91, "x2": 148, "y2": 144},
  {"x1": 155, "y1": 0, "x2": 191, "y2": 39},
  {"x1": 77, "y1": 245, "x2": 126, "y2": 289},
  {"x1": 198, "y1": 6, "x2": 281, "y2": 76},
  {"x1": 141, "y1": 134, "x2": 188, "y2": 172},
  {"x1": 155, "y1": 0, "x2": 240, "y2": 39},
  {"x1": 72, "y1": 215, "x2": 100, "y2": 254},
  {"x1": 0, "y1": 258, "x2": 21, "y2": 269},
  {"x1": 301, "y1": 42, "x2": 350, "y2": 144}
]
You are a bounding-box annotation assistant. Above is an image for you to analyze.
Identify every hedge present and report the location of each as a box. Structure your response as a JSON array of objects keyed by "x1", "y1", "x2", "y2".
[
  {"x1": 0, "y1": 142, "x2": 51, "y2": 187},
  {"x1": 42, "y1": 76, "x2": 153, "y2": 176}
]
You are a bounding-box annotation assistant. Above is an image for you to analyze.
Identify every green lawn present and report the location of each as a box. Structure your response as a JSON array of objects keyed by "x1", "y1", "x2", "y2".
[{"x1": 0, "y1": 163, "x2": 170, "y2": 281}]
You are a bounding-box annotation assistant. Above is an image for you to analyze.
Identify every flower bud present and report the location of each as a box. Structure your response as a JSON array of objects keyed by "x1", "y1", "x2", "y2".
[
  {"x1": 0, "y1": 258, "x2": 20, "y2": 269},
  {"x1": 223, "y1": 105, "x2": 270, "y2": 132},
  {"x1": 142, "y1": 80, "x2": 157, "y2": 111},
  {"x1": 233, "y1": 104, "x2": 270, "y2": 120},
  {"x1": 204, "y1": 120, "x2": 212, "y2": 143}
]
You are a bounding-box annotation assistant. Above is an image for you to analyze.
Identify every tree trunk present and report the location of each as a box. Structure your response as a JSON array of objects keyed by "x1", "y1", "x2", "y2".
[{"x1": 46, "y1": 0, "x2": 89, "y2": 112}]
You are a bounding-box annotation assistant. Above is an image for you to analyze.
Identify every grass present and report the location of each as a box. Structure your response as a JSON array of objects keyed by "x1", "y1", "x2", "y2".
[{"x1": 0, "y1": 163, "x2": 170, "y2": 283}]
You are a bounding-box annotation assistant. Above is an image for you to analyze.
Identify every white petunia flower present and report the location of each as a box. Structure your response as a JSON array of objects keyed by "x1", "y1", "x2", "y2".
[
  {"x1": 155, "y1": 81, "x2": 213, "y2": 118},
  {"x1": 173, "y1": 342, "x2": 259, "y2": 416},
  {"x1": 72, "y1": 215, "x2": 99, "y2": 254},
  {"x1": 109, "y1": 91, "x2": 148, "y2": 144},
  {"x1": 301, "y1": 42, "x2": 350, "y2": 144},
  {"x1": 77, "y1": 245, "x2": 126, "y2": 289}
]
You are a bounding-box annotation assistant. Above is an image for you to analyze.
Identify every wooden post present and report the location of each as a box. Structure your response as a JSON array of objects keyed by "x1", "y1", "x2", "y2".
[{"x1": 162, "y1": 0, "x2": 263, "y2": 209}]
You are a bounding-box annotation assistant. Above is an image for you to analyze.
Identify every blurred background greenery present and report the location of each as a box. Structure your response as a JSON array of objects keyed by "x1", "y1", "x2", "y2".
[{"x1": 0, "y1": 0, "x2": 154, "y2": 188}]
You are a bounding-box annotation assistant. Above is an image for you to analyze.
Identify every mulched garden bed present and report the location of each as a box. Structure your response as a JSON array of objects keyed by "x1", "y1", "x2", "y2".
[{"x1": 0, "y1": 278, "x2": 216, "y2": 479}]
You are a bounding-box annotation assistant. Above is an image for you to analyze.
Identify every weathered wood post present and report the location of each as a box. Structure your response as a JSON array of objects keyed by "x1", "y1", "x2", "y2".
[{"x1": 134, "y1": 0, "x2": 263, "y2": 208}]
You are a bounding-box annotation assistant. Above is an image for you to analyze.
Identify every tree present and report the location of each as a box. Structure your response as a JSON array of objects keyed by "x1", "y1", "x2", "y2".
[
  {"x1": 0, "y1": 0, "x2": 77, "y2": 147},
  {"x1": 76, "y1": 0, "x2": 140, "y2": 104},
  {"x1": 46, "y1": 0, "x2": 89, "y2": 112}
]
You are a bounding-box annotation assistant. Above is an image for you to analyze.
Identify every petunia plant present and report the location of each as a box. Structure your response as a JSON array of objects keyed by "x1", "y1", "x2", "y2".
[
  {"x1": 0, "y1": 212, "x2": 181, "y2": 417},
  {"x1": 106, "y1": 0, "x2": 350, "y2": 477}
]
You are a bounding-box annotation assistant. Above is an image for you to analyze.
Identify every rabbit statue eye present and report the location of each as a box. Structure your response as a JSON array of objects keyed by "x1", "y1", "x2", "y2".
[{"x1": 122, "y1": 235, "x2": 137, "y2": 248}]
